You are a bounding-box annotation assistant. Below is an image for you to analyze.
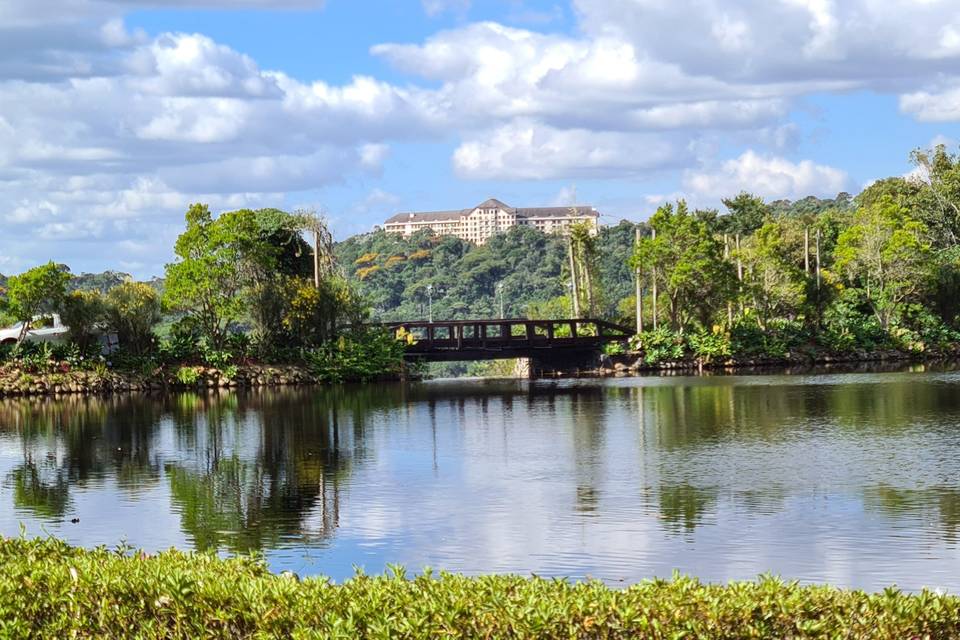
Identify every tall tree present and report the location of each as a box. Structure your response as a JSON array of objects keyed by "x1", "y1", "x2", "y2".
[
  {"x1": 632, "y1": 201, "x2": 735, "y2": 331},
  {"x1": 835, "y1": 198, "x2": 933, "y2": 329},
  {"x1": 1, "y1": 262, "x2": 70, "y2": 343},
  {"x1": 163, "y1": 204, "x2": 272, "y2": 347},
  {"x1": 738, "y1": 221, "x2": 807, "y2": 328},
  {"x1": 568, "y1": 221, "x2": 601, "y2": 317},
  {"x1": 716, "y1": 192, "x2": 768, "y2": 236}
]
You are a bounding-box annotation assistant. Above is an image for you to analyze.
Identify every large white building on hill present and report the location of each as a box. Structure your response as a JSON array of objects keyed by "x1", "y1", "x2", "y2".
[{"x1": 383, "y1": 198, "x2": 600, "y2": 245}]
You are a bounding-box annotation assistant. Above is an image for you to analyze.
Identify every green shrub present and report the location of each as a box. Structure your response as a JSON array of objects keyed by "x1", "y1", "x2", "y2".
[
  {"x1": 175, "y1": 366, "x2": 201, "y2": 386},
  {"x1": 60, "y1": 290, "x2": 106, "y2": 351},
  {"x1": 104, "y1": 281, "x2": 161, "y2": 356},
  {"x1": 821, "y1": 289, "x2": 889, "y2": 353},
  {"x1": 630, "y1": 327, "x2": 685, "y2": 364},
  {"x1": 304, "y1": 328, "x2": 406, "y2": 383},
  {"x1": 686, "y1": 328, "x2": 732, "y2": 362},
  {"x1": 602, "y1": 341, "x2": 625, "y2": 356},
  {"x1": 2, "y1": 536, "x2": 960, "y2": 639}
]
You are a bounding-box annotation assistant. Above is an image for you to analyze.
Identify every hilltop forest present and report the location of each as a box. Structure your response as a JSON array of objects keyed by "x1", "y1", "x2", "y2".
[{"x1": 337, "y1": 145, "x2": 960, "y2": 364}]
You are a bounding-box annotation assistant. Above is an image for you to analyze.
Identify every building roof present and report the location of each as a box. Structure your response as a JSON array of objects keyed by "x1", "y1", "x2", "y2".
[
  {"x1": 384, "y1": 209, "x2": 468, "y2": 224},
  {"x1": 476, "y1": 198, "x2": 511, "y2": 210},
  {"x1": 384, "y1": 199, "x2": 599, "y2": 225},
  {"x1": 516, "y1": 206, "x2": 599, "y2": 219}
]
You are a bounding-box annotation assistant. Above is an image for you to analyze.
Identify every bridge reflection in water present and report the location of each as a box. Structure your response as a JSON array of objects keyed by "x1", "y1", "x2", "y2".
[{"x1": 382, "y1": 318, "x2": 633, "y2": 370}]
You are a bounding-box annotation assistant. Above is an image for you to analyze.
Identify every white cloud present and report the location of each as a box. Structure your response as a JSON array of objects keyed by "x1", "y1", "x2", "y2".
[
  {"x1": 422, "y1": 0, "x2": 470, "y2": 16},
  {"x1": 453, "y1": 121, "x2": 686, "y2": 180},
  {"x1": 683, "y1": 151, "x2": 849, "y2": 201},
  {"x1": 8, "y1": 0, "x2": 960, "y2": 274},
  {"x1": 900, "y1": 85, "x2": 960, "y2": 122}
]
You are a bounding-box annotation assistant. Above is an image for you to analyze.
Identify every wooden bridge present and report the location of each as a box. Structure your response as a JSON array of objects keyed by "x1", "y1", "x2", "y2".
[{"x1": 382, "y1": 318, "x2": 633, "y2": 362}]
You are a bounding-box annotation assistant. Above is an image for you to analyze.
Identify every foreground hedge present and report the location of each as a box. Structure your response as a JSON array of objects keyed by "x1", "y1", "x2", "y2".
[{"x1": 1, "y1": 538, "x2": 959, "y2": 639}]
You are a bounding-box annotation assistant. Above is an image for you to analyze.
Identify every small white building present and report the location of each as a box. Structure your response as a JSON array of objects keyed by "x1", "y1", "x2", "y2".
[{"x1": 383, "y1": 198, "x2": 600, "y2": 245}]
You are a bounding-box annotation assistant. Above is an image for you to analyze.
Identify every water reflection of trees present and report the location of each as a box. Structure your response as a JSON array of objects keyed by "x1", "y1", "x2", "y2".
[
  {"x1": 0, "y1": 395, "x2": 164, "y2": 518},
  {"x1": 865, "y1": 484, "x2": 960, "y2": 545},
  {"x1": 618, "y1": 377, "x2": 960, "y2": 537},
  {"x1": 164, "y1": 388, "x2": 364, "y2": 552},
  {"x1": 0, "y1": 386, "x2": 411, "y2": 552},
  {"x1": 162, "y1": 385, "x2": 425, "y2": 552}
]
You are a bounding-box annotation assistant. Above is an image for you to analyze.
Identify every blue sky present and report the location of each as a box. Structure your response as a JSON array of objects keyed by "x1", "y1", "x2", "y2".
[{"x1": 1, "y1": 0, "x2": 959, "y2": 277}]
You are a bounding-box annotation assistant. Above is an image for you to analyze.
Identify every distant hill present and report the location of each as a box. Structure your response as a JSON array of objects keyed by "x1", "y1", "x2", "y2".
[{"x1": 334, "y1": 221, "x2": 642, "y2": 323}]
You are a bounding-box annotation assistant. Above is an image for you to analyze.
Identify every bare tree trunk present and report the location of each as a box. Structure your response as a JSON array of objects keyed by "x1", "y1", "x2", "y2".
[
  {"x1": 314, "y1": 229, "x2": 321, "y2": 289},
  {"x1": 583, "y1": 260, "x2": 594, "y2": 316},
  {"x1": 804, "y1": 227, "x2": 810, "y2": 275},
  {"x1": 651, "y1": 228, "x2": 658, "y2": 330},
  {"x1": 635, "y1": 227, "x2": 643, "y2": 334},
  {"x1": 567, "y1": 236, "x2": 581, "y2": 318},
  {"x1": 815, "y1": 229, "x2": 821, "y2": 290},
  {"x1": 724, "y1": 234, "x2": 733, "y2": 326}
]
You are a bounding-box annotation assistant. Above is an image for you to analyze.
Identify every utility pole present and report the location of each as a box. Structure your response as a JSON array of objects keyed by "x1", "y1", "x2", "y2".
[
  {"x1": 635, "y1": 226, "x2": 643, "y2": 334},
  {"x1": 427, "y1": 284, "x2": 434, "y2": 323}
]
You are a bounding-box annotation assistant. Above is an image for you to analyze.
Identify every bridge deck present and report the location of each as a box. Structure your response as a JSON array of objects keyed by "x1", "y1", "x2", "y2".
[{"x1": 382, "y1": 318, "x2": 632, "y2": 361}]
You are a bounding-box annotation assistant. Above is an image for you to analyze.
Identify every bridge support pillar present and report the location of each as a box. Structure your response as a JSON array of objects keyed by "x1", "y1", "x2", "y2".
[{"x1": 525, "y1": 350, "x2": 601, "y2": 379}]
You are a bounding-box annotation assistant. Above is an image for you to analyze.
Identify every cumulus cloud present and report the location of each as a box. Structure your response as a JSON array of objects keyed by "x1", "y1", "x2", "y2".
[
  {"x1": 8, "y1": 0, "x2": 960, "y2": 274},
  {"x1": 453, "y1": 121, "x2": 687, "y2": 180},
  {"x1": 683, "y1": 151, "x2": 849, "y2": 201}
]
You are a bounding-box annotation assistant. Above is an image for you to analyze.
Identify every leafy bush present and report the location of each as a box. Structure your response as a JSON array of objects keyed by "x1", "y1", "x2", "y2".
[
  {"x1": 601, "y1": 341, "x2": 625, "y2": 356},
  {"x1": 3, "y1": 536, "x2": 960, "y2": 639},
  {"x1": 303, "y1": 329, "x2": 406, "y2": 383},
  {"x1": 630, "y1": 327, "x2": 685, "y2": 364},
  {"x1": 104, "y1": 282, "x2": 161, "y2": 356},
  {"x1": 821, "y1": 289, "x2": 889, "y2": 353},
  {"x1": 687, "y1": 328, "x2": 732, "y2": 362},
  {"x1": 175, "y1": 366, "x2": 201, "y2": 386},
  {"x1": 60, "y1": 290, "x2": 105, "y2": 351}
]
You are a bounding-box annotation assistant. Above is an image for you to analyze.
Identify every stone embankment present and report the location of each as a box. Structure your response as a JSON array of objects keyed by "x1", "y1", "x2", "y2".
[
  {"x1": 593, "y1": 348, "x2": 960, "y2": 376},
  {"x1": 0, "y1": 364, "x2": 317, "y2": 398}
]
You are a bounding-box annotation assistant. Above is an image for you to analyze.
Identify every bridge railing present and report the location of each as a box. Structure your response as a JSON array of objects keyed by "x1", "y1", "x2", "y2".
[{"x1": 378, "y1": 318, "x2": 632, "y2": 354}]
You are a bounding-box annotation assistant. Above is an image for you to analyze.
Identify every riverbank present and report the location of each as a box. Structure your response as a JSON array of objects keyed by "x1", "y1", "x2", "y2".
[
  {"x1": 0, "y1": 362, "x2": 328, "y2": 397},
  {"x1": 1, "y1": 536, "x2": 956, "y2": 639},
  {"x1": 594, "y1": 346, "x2": 960, "y2": 376}
]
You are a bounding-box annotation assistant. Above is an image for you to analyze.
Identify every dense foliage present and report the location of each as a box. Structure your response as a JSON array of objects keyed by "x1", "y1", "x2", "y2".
[
  {"x1": 1, "y1": 536, "x2": 958, "y2": 639},
  {"x1": 0, "y1": 206, "x2": 404, "y2": 384},
  {"x1": 338, "y1": 145, "x2": 960, "y2": 366},
  {"x1": 335, "y1": 221, "x2": 642, "y2": 323}
]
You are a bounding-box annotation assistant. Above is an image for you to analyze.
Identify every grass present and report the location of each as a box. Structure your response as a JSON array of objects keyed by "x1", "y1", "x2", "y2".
[{"x1": 1, "y1": 536, "x2": 959, "y2": 638}]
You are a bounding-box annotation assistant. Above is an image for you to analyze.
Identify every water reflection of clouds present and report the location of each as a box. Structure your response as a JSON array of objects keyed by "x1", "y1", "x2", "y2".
[{"x1": 2, "y1": 376, "x2": 960, "y2": 591}]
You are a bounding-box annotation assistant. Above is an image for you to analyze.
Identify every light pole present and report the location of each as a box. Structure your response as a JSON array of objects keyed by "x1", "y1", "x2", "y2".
[{"x1": 497, "y1": 282, "x2": 505, "y2": 319}]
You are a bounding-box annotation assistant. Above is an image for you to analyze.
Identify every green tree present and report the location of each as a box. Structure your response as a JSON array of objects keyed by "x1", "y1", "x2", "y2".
[
  {"x1": 909, "y1": 144, "x2": 960, "y2": 247},
  {"x1": 163, "y1": 204, "x2": 273, "y2": 348},
  {"x1": 835, "y1": 198, "x2": 933, "y2": 329},
  {"x1": 60, "y1": 290, "x2": 106, "y2": 351},
  {"x1": 1, "y1": 262, "x2": 70, "y2": 343},
  {"x1": 738, "y1": 221, "x2": 808, "y2": 328},
  {"x1": 567, "y1": 221, "x2": 602, "y2": 317},
  {"x1": 716, "y1": 192, "x2": 768, "y2": 236},
  {"x1": 105, "y1": 282, "x2": 162, "y2": 355},
  {"x1": 632, "y1": 201, "x2": 735, "y2": 331}
]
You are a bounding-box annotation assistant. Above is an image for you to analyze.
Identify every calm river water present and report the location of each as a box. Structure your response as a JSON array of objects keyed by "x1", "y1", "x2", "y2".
[{"x1": 3, "y1": 368, "x2": 960, "y2": 591}]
